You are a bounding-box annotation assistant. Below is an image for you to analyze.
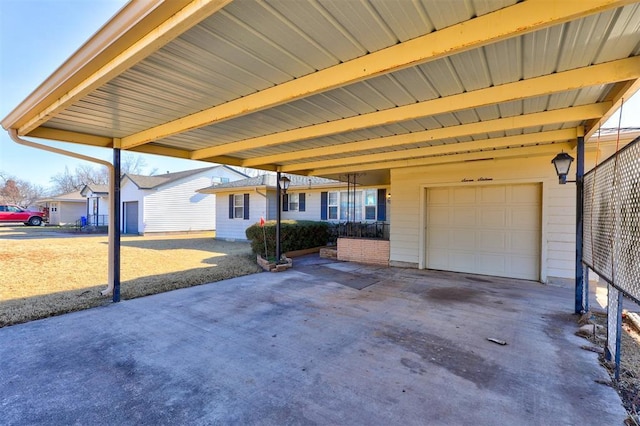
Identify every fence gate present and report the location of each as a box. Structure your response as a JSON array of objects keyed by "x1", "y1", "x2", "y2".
[{"x1": 582, "y1": 135, "x2": 640, "y2": 379}]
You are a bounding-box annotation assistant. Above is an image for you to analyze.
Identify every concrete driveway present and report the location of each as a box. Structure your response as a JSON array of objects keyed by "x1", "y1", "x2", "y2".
[{"x1": 0, "y1": 256, "x2": 626, "y2": 425}]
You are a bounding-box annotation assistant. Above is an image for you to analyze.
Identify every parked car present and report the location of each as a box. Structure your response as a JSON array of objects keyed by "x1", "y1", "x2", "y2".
[{"x1": 0, "y1": 205, "x2": 46, "y2": 226}]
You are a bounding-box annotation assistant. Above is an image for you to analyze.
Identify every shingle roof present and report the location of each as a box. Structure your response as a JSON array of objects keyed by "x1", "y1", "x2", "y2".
[
  {"x1": 81, "y1": 184, "x2": 109, "y2": 195},
  {"x1": 39, "y1": 190, "x2": 85, "y2": 202},
  {"x1": 125, "y1": 166, "x2": 220, "y2": 189},
  {"x1": 198, "y1": 174, "x2": 342, "y2": 193}
]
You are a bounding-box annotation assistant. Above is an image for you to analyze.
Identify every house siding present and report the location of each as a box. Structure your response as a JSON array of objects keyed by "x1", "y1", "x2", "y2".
[
  {"x1": 216, "y1": 191, "x2": 267, "y2": 240},
  {"x1": 215, "y1": 186, "x2": 389, "y2": 241},
  {"x1": 390, "y1": 151, "x2": 594, "y2": 282},
  {"x1": 57, "y1": 202, "x2": 85, "y2": 226},
  {"x1": 142, "y1": 174, "x2": 217, "y2": 233}
]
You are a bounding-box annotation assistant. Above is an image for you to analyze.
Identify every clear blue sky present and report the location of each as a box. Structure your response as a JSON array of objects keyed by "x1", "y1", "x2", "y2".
[{"x1": 1, "y1": 0, "x2": 639, "y2": 190}]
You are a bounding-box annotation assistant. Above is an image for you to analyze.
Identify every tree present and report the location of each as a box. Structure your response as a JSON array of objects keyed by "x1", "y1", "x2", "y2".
[
  {"x1": 49, "y1": 153, "x2": 150, "y2": 194},
  {"x1": 0, "y1": 172, "x2": 45, "y2": 208}
]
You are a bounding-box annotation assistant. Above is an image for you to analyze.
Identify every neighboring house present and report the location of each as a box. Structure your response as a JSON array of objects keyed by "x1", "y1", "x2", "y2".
[
  {"x1": 80, "y1": 184, "x2": 110, "y2": 226},
  {"x1": 119, "y1": 165, "x2": 247, "y2": 234},
  {"x1": 199, "y1": 174, "x2": 390, "y2": 241},
  {"x1": 37, "y1": 191, "x2": 86, "y2": 226}
]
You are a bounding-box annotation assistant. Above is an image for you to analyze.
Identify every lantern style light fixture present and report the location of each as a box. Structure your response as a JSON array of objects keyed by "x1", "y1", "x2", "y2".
[
  {"x1": 279, "y1": 175, "x2": 291, "y2": 193},
  {"x1": 551, "y1": 151, "x2": 575, "y2": 184}
]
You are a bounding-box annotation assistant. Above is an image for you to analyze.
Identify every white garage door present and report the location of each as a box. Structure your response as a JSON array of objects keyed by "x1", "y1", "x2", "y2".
[{"x1": 426, "y1": 183, "x2": 541, "y2": 280}]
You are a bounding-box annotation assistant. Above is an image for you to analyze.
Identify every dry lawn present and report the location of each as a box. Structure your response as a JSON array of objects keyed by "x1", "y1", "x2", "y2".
[{"x1": 0, "y1": 226, "x2": 261, "y2": 327}]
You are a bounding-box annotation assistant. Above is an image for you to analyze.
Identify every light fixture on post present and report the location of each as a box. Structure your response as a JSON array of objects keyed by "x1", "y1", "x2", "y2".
[
  {"x1": 551, "y1": 136, "x2": 586, "y2": 315},
  {"x1": 275, "y1": 173, "x2": 291, "y2": 264},
  {"x1": 279, "y1": 175, "x2": 290, "y2": 193},
  {"x1": 551, "y1": 151, "x2": 575, "y2": 184}
]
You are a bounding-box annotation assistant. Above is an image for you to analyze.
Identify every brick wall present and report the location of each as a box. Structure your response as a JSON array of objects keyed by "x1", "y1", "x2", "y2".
[{"x1": 337, "y1": 238, "x2": 390, "y2": 266}]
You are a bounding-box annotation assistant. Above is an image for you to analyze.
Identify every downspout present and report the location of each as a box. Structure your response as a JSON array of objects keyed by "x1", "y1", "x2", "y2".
[{"x1": 8, "y1": 129, "x2": 119, "y2": 299}]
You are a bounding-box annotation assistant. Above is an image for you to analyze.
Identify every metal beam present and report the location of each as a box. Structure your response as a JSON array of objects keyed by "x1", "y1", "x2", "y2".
[
  {"x1": 243, "y1": 103, "x2": 610, "y2": 168},
  {"x1": 281, "y1": 129, "x2": 578, "y2": 173},
  {"x1": 120, "y1": 0, "x2": 633, "y2": 150},
  {"x1": 309, "y1": 143, "x2": 574, "y2": 176},
  {"x1": 27, "y1": 127, "x2": 113, "y2": 147},
  {"x1": 191, "y1": 57, "x2": 640, "y2": 160},
  {"x1": 17, "y1": 0, "x2": 233, "y2": 136}
]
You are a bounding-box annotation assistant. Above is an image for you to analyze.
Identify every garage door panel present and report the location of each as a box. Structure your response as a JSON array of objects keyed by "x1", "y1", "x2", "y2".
[
  {"x1": 477, "y1": 254, "x2": 506, "y2": 274},
  {"x1": 428, "y1": 187, "x2": 450, "y2": 204},
  {"x1": 452, "y1": 230, "x2": 475, "y2": 249},
  {"x1": 451, "y1": 252, "x2": 475, "y2": 270},
  {"x1": 480, "y1": 209, "x2": 506, "y2": 228},
  {"x1": 426, "y1": 184, "x2": 541, "y2": 280},
  {"x1": 453, "y1": 187, "x2": 477, "y2": 204},
  {"x1": 453, "y1": 209, "x2": 476, "y2": 227},
  {"x1": 428, "y1": 229, "x2": 449, "y2": 248},
  {"x1": 512, "y1": 184, "x2": 540, "y2": 203},
  {"x1": 480, "y1": 186, "x2": 506, "y2": 203},
  {"x1": 478, "y1": 230, "x2": 506, "y2": 250},
  {"x1": 510, "y1": 256, "x2": 539, "y2": 279},
  {"x1": 510, "y1": 231, "x2": 539, "y2": 253},
  {"x1": 428, "y1": 206, "x2": 451, "y2": 226},
  {"x1": 511, "y1": 208, "x2": 540, "y2": 228}
]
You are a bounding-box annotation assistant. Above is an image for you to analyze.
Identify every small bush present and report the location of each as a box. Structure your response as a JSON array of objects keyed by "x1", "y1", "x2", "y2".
[{"x1": 245, "y1": 220, "x2": 330, "y2": 258}]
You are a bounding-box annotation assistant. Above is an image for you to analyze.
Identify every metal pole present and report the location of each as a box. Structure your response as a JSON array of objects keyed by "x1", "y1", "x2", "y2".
[
  {"x1": 113, "y1": 148, "x2": 121, "y2": 303},
  {"x1": 276, "y1": 171, "x2": 282, "y2": 263},
  {"x1": 575, "y1": 135, "x2": 585, "y2": 314}
]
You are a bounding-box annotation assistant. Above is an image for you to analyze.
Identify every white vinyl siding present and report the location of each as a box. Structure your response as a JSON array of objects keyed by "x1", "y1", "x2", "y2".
[
  {"x1": 57, "y1": 202, "x2": 86, "y2": 226},
  {"x1": 216, "y1": 191, "x2": 266, "y2": 240},
  {"x1": 142, "y1": 174, "x2": 216, "y2": 233}
]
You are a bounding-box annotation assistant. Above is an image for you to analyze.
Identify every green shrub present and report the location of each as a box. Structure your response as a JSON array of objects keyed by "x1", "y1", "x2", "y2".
[{"x1": 245, "y1": 220, "x2": 330, "y2": 259}]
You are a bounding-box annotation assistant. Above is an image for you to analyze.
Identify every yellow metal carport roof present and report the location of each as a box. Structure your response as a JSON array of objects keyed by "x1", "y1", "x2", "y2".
[{"x1": 3, "y1": 0, "x2": 640, "y2": 186}]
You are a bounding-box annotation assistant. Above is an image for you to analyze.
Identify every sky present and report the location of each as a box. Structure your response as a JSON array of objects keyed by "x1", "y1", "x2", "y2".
[{"x1": 1, "y1": 0, "x2": 639, "y2": 191}]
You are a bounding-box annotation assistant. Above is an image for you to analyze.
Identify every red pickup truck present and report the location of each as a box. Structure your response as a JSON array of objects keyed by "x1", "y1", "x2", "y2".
[{"x1": 0, "y1": 204, "x2": 46, "y2": 226}]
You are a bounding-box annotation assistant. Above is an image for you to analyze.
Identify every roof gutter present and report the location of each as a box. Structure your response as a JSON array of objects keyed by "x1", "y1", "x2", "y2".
[{"x1": 8, "y1": 129, "x2": 118, "y2": 297}]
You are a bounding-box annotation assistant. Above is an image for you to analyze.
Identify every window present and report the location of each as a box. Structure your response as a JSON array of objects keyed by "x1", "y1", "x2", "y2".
[
  {"x1": 322, "y1": 189, "x2": 383, "y2": 222},
  {"x1": 328, "y1": 192, "x2": 338, "y2": 220},
  {"x1": 233, "y1": 194, "x2": 244, "y2": 219},
  {"x1": 340, "y1": 191, "x2": 363, "y2": 221},
  {"x1": 364, "y1": 189, "x2": 376, "y2": 220},
  {"x1": 288, "y1": 193, "x2": 299, "y2": 211}
]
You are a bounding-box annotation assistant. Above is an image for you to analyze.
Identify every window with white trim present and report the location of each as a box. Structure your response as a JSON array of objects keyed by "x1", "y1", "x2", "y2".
[
  {"x1": 364, "y1": 189, "x2": 376, "y2": 220},
  {"x1": 288, "y1": 193, "x2": 299, "y2": 211},
  {"x1": 328, "y1": 192, "x2": 338, "y2": 220},
  {"x1": 233, "y1": 194, "x2": 244, "y2": 219}
]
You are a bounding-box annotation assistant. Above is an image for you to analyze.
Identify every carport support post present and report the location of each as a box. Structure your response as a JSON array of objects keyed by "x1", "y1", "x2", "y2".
[
  {"x1": 112, "y1": 148, "x2": 121, "y2": 303},
  {"x1": 276, "y1": 171, "x2": 282, "y2": 263},
  {"x1": 575, "y1": 134, "x2": 586, "y2": 314}
]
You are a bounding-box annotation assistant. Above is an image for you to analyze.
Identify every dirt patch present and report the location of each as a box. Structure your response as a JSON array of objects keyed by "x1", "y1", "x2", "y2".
[
  {"x1": 0, "y1": 228, "x2": 261, "y2": 327},
  {"x1": 582, "y1": 311, "x2": 640, "y2": 423}
]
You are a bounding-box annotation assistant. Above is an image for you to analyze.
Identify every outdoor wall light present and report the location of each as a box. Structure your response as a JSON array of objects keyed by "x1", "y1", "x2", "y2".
[
  {"x1": 279, "y1": 175, "x2": 291, "y2": 193},
  {"x1": 551, "y1": 151, "x2": 575, "y2": 184}
]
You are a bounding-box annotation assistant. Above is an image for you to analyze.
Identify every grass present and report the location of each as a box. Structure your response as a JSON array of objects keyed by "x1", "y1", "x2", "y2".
[{"x1": 0, "y1": 226, "x2": 261, "y2": 327}]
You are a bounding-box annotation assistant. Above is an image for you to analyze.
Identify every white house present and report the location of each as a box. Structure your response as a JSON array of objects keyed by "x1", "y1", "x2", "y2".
[
  {"x1": 37, "y1": 191, "x2": 86, "y2": 226},
  {"x1": 79, "y1": 184, "x2": 110, "y2": 227},
  {"x1": 199, "y1": 174, "x2": 390, "y2": 241},
  {"x1": 119, "y1": 165, "x2": 247, "y2": 234}
]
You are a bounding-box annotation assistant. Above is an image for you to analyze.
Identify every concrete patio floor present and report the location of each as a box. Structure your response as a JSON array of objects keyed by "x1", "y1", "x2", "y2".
[{"x1": 0, "y1": 255, "x2": 627, "y2": 425}]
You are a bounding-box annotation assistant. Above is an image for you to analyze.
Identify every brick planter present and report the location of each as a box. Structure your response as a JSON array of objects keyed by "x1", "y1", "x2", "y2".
[
  {"x1": 337, "y1": 238, "x2": 389, "y2": 266},
  {"x1": 257, "y1": 255, "x2": 293, "y2": 272}
]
